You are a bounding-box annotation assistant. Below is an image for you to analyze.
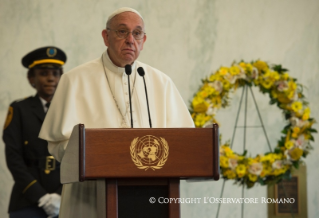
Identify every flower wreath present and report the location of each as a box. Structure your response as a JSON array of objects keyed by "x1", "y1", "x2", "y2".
[{"x1": 190, "y1": 60, "x2": 317, "y2": 188}]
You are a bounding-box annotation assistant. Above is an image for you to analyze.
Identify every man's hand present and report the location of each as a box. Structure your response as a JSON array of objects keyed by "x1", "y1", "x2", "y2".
[{"x1": 38, "y1": 193, "x2": 61, "y2": 217}]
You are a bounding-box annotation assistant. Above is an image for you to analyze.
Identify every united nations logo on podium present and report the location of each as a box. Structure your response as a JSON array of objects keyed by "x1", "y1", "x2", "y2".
[{"x1": 130, "y1": 135, "x2": 169, "y2": 171}]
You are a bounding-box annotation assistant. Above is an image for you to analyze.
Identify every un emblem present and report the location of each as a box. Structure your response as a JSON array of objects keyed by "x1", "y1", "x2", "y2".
[{"x1": 130, "y1": 135, "x2": 169, "y2": 171}]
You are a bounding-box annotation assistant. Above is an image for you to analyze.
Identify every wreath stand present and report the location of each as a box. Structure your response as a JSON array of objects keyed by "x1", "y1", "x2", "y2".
[{"x1": 215, "y1": 86, "x2": 296, "y2": 218}]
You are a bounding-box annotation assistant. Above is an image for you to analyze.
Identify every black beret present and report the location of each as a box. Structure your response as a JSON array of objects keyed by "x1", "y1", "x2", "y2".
[{"x1": 22, "y1": 46, "x2": 67, "y2": 69}]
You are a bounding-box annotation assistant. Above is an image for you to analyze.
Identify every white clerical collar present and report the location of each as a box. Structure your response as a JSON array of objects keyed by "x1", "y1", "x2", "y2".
[{"x1": 102, "y1": 50, "x2": 136, "y2": 75}]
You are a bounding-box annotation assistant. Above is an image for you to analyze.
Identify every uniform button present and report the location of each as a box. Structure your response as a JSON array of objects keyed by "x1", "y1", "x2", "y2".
[{"x1": 24, "y1": 141, "x2": 28, "y2": 145}]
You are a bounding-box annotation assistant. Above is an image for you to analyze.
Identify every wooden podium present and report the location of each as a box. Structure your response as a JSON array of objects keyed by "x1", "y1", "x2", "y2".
[{"x1": 61, "y1": 124, "x2": 220, "y2": 218}]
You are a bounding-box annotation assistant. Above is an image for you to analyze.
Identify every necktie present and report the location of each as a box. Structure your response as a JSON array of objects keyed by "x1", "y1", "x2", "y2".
[{"x1": 45, "y1": 102, "x2": 50, "y2": 109}]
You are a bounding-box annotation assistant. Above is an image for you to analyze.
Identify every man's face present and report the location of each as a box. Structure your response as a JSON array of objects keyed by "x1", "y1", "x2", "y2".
[
  {"x1": 102, "y1": 12, "x2": 147, "y2": 67},
  {"x1": 28, "y1": 68, "x2": 62, "y2": 100}
]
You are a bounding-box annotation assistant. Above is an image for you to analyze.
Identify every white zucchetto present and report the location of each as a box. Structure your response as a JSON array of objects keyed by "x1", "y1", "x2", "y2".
[{"x1": 107, "y1": 7, "x2": 144, "y2": 22}]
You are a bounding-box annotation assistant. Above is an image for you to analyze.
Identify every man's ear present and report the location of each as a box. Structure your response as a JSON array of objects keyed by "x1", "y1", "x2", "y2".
[
  {"x1": 102, "y1": 29, "x2": 110, "y2": 47},
  {"x1": 28, "y1": 76, "x2": 35, "y2": 88}
]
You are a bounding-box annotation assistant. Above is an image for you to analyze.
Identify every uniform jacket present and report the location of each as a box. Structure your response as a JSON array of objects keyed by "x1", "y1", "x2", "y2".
[{"x1": 3, "y1": 95, "x2": 62, "y2": 212}]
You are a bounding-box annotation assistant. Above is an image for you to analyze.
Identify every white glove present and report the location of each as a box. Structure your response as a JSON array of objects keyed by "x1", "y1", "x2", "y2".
[{"x1": 38, "y1": 193, "x2": 61, "y2": 218}]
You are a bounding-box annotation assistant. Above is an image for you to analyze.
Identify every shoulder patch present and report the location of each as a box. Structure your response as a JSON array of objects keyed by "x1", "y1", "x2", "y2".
[{"x1": 3, "y1": 106, "x2": 13, "y2": 130}]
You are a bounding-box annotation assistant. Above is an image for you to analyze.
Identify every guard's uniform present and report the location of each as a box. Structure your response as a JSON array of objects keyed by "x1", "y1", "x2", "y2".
[
  {"x1": 3, "y1": 95, "x2": 62, "y2": 212},
  {"x1": 2, "y1": 46, "x2": 67, "y2": 217}
]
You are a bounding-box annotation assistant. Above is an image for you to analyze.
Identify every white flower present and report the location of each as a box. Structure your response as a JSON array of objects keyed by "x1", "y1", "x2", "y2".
[
  {"x1": 248, "y1": 162, "x2": 263, "y2": 175},
  {"x1": 228, "y1": 158, "x2": 238, "y2": 170},
  {"x1": 224, "y1": 74, "x2": 237, "y2": 84},
  {"x1": 290, "y1": 117, "x2": 301, "y2": 127},
  {"x1": 206, "y1": 106, "x2": 218, "y2": 116},
  {"x1": 276, "y1": 81, "x2": 289, "y2": 92},
  {"x1": 272, "y1": 160, "x2": 283, "y2": 169},
  {"x1": 237, "y1": 66, "x2": 247, "y2": 80},
  {"x1": 208, "y1": 81, "x2": 223, "y2": 94},
  {"x1": 251, "y1": 67, "x2": 259, "y2": 80},
  {"x1": 295, "y1": 135, "x2": 307, "y2": 149}
]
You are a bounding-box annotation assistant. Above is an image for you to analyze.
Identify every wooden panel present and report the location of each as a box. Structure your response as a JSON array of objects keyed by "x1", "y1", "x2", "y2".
[
  {"x1": 168, "y1": 179, "x2": 180, "y2": 218},
  {"x1": 106, "y1": 179, "x2": 118, "y2": 218},
  {"x1": 117, "y1": 178, "x2": 169, "y2": 186},
  {"x1": 79, "y1": 124, "x2": 85, "y2": 182},
  {"x1": 84, "y1": 128, "x2": 218, "y2": 179}
]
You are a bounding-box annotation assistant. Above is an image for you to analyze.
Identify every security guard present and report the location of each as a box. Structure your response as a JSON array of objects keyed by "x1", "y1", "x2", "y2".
[{"x1": 2, "y1": 46, "x2": 67, "y2": 218}]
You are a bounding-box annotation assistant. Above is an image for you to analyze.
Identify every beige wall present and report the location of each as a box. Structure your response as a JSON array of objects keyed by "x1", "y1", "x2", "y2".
[{"x1": 1, "y1": 0, "x2": 318, "y2": 217}]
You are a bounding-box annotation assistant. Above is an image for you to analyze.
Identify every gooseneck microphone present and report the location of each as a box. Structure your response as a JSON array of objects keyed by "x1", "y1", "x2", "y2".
[
  {"x1": 125, "y1": 65, "x2": 133, "y2": 128},
  {"x1": 137, "y1": 67, "x2": 152, "y2": 128}
]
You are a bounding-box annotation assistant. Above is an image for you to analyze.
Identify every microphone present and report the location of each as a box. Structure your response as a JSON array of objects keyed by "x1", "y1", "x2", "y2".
[
  {"x1": 137, "y1": 67, "x2": 152, "y2": 128},
  {"x1": 125, "y1": 65, "x2": 133, "y2": 128}
]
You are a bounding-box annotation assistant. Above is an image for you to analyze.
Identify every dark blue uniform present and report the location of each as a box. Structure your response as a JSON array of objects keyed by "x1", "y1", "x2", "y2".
[{"x1": 3, "y1": 95, "x2": 61, "y2": 216}]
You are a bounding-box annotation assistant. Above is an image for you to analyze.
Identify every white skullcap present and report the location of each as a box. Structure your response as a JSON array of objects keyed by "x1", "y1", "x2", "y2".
[{"x1": 107, "y1": 7, "x2": 143, "y2": 22}]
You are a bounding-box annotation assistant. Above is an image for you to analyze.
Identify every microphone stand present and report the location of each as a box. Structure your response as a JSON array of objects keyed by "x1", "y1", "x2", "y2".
[
  {"x1": 125, "y1": 65, "x2": 133, "y2": 128},
  {"x1": 137, "y1": 67, "x2": 152, "y2": 128}
]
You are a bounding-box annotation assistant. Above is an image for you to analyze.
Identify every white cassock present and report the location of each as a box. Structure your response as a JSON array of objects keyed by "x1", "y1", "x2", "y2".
[{"x1": 39, "y1": 50, "x2": 194, "y2": 218}]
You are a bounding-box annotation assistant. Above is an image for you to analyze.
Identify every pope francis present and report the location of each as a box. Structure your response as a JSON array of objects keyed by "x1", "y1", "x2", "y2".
[{"x1": 39, "y1": 7, "x2": 194, "y2": 218}]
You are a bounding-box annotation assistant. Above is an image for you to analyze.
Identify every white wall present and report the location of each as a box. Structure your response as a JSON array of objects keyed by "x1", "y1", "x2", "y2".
[{"x1": 1, "y1": 0, "x2": 318, "y2": 217}]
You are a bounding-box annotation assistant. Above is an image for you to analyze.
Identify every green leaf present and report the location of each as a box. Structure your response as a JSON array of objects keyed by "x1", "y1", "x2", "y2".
[
  {"x1": 309, "y1": 128, "x2": 318, "y2": 133},
  {"x1": 309, "y1": 135, "x2": 314, "y2": 141},
  {"x1": 269, "y1": 98, "x2": 277, "y2": 105},
  {"x1": 258, "y1": 177, "x2": 265, "y2": 186},
  {"x1": 274, "y1": 147, "x2": 282, "y2": 153},
  {"x1": 292, "y1": 161, "x2": 299, "y2": 169}
]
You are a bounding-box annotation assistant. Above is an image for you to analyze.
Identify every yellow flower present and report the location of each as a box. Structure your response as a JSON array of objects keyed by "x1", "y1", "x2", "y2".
[
  {"x1": 229, "y1": 66, "x2": 240, "y2": 76},
  {"x1": 289, "y1": 147, "x2": 303, "y2": 161},
  {"x1": 220, "y1": 156, "x2": 229, "y2": 168},
  {"x1": 282, "y1": 73, "x2": 290, "y2": 80},
  {"x1": 236, "y1": 164, "x2": 247, "y2": 178},
  {"x1": 218, "y1": 67, "x2": 229, "y2": 76},
  {"x1": 271, "y1": 90, "x2": 278, "y2": 99},
  {"x1": 222, "y1": 146, "x2": 233, "y2": 157},
  {"x1": 285, "y1": 141, "x2": 294, "y2": 149},
  {"x1": 291, "y1": 102, "x2": 302, "y2": 113},
  {"x1": 248, "y1": 174, "x2": 258, "y2": 182},
  {"x1": 288, "y1": 80, "x2": 297, "y2": 91},
  {"x1": 224, "y1": 169, "x2": 237, "y2": 179},
  {"x1": 261, "y1": 80, "x2": 273, "y2": 89},
  {"x1": 222, "y1": 79, "x2": 231, "y2": 91},
  {"x1": 211, "y1": 96, "x2": 222, "y2": 108},
  {"x1": 194, "y1": 113, "x2": 211, "y2": 127},
  {"x1": 260, "y1": 154, "x2": 276, "y2": 163},
  {"x1": 272, "y1": 169, "x2": 284, "y2": 176},
  {"x1": 260, "y1": 163, "x2": 272, "y2": 178},
  {"x1": 253, "y1": 60, "x2": 268, "y2": 72},
  {"x1": 302, "y1": 108, "x2": 310, "y2": 121},
  {"x1": 192, "y1": 96, "x2": 209, "y2": 113},
  {"x1": 291, "y1": 126, "x2": 300, "y2": 138}
]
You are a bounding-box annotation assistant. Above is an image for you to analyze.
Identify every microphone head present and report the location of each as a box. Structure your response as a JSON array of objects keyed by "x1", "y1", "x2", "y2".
[
  {"x1": 137, "y1": 67, "x2": 145, "y2": 77},
  {"x1": 125, "y1": 64, "x2": 132, "y2": 75}
]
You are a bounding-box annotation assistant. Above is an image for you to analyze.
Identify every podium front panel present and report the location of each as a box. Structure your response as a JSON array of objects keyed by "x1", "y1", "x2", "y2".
[{"x1": 82, "y1": 128, "x2": 217, "y2": 179}]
